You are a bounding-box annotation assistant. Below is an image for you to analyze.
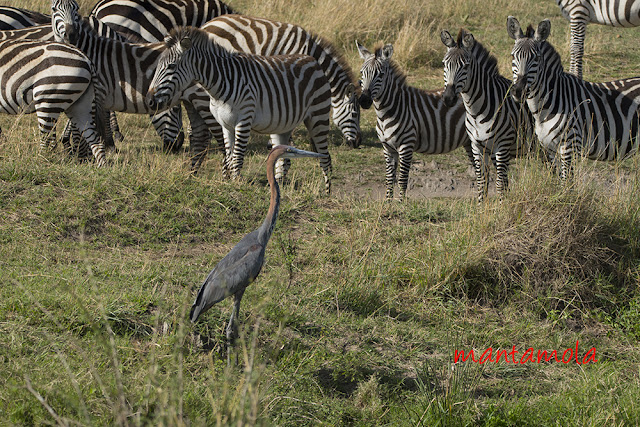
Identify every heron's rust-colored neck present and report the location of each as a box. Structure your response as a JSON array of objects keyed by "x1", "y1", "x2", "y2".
[{"x1": 260, "y1": 148, "x2": 282, "y2": 243}]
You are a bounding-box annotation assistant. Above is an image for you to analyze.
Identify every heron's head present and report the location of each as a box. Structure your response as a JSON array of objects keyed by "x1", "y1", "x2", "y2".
[{"x1": 272, "y1": 145, "x2": 329, "y2": 160}]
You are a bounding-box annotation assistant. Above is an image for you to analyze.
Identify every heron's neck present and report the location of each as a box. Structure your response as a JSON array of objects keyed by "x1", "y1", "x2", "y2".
[{"x1": 258, "y1": 155, "x2": 280, "y2": 244}]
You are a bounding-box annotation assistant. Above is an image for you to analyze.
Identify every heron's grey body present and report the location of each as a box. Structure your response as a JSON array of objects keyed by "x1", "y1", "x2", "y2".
[{"x1": 188, "y1": 145, "x2": 327, "y2": 363}]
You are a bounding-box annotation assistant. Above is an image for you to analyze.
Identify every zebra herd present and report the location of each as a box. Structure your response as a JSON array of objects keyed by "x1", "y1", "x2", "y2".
[{"x1": 1, "y1": 0, "x2": 640, "y2": 202}]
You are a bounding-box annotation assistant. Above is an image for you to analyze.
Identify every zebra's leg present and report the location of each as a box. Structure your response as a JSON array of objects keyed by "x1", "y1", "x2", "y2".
[
  {"x1": 38, "y1": 118, "x2": 58, "y2": 152},
  {"x1": 472, "y1": 142, "x2": 489, "y2": 203},
  {"x1": 183, "y1": 101, "x2": 211, "y2": 173},
  {"x1": 396, "y1": 147, "x2": 414, "y2": 201},
  {"x1": 559, "y1": 143, "x2": 573, "y2": 182},
  {"x1": 230, "y1": 120, "x2": 253, "y2": 180},
  {"x1": 109, "y1": 111, "x2": 124, "y2": 144},
  {"x1": 304, "y1": 113, "x2": 332, "y2": 194},
  {"x1": 271, "y1": 133, "x2": 293, "y2": 185},
  {"x1": 64, "y1": 91, "x2": 106, "y2": 167},
  {"x1": 569, "y1": 18, "x2": 586, "y2": 79},
  {"x1": 494, "y1": 147, "x2": 511, "y2": 201},
  {"x1": 382, "y1": 142, "x2": 398, "y2": 200}
]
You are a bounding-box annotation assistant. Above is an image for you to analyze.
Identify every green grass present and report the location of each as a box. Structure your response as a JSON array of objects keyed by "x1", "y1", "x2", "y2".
[{"x1": 2, "y1": 0, "x2": 640, "y2": 425}]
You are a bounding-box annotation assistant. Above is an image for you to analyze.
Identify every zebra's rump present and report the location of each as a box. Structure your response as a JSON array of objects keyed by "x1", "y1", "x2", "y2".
[{"x1": 0, "y1": 39, "x2": 92, "y2": 114}]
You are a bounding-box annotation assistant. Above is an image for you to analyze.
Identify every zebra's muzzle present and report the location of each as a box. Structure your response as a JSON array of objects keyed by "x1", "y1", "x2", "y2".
[
  {"x1": 146, "y1": 89, "x2": 168, "y2": 112},
  {"x1": 348, "y1": 131, "x2": 362, "y2": 149},
  {"x1": 359, "y1": 91, "x2": 373, "y2": 110},
  {"x1": 442, "y1": 85, "x2": 458, "y2": 107},
  {"x1": 511, "y1": 76, "x2": 526, "y2": 101}
]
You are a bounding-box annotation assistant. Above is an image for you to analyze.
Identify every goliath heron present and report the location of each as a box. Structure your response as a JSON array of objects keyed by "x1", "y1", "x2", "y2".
[{"x1": 190, "y1": 145, "x2": 327, "y2": 362}]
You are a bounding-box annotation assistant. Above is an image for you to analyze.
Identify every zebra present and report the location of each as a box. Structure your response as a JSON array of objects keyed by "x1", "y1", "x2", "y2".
[
  {"x1": 507, "y1": 16, "x2": 640, "y2": 180},
  {"x1": 357, "y1": 41, "x2": 472, "y2": 200},
  {"x1": 554, "y1": 0, "x2": 640, "y2": 79},
  {"x1": 0, "y1": 38, "x2": 106, "y2": 166},
  {"x1": 90, "y1": 0, "x2": 237, "y2": 152},
  {"x1": 146, "y1": 27, "x2": 333, "y2": 193},
  {"x1": 50, "y1": 4, "x2": 212, "y2": 170},
  {"x1": 0, "y1": 6, "x2": 49, "y2": 30},
  {"x1": 187, "y1": 14, "x2": 361, "y2": 151},
  {"x1": 441, "y1": 29, "x2": 533, "y2": 202},
  {"x1": 90, "y1": 0, "x2": 237, "y2": 41}
]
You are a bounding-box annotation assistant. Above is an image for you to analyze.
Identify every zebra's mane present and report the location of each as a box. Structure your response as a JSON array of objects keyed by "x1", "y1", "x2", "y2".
[
  {"x1": 166, "y1": 26, "x2": 233, "y2": 56},
  {"x1": 456, "y1": 29, "x2": 500, "y2": 76},
  {"x1": 520, "y1": 25, "x2": 565, "y2": 74},
  {"x1": 311, "y1": 32, "x2": 359, "y2": 93},
  {"x1": 525, "y1": 25, "x2": 535, "y2": 38},
  {"x1": 373, "y1": 43, "x2": 408, "y2": 88}
]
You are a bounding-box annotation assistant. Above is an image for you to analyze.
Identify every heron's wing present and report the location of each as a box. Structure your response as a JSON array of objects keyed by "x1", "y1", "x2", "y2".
[{"x1": 190, "y1": 240, "x2": 265, "y2": 322}]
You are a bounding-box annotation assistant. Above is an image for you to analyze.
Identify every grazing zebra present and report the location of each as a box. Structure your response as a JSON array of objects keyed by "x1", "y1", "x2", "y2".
[
  {"x1": 441, "y1": 29, "x2": 533, "y2": 202},
  {"x1": 90, "y1": 0, "x2": 237, "y2": 152},
  {"x1": 357, "y1": 42, "x2": 472, "y2": 200},
  {"x1": 0, "y1": 38, "x2": 106, "y2": 166},
  {"x1": 507, "y1": 16, "x2": 640, "y2": 180},
  {"x1": 555, "y1": 0, "x2": 640, "y2": 79},
  {"x1": 51, "y1": 6, "x2": 212, "y2": 170},
  {"x1": 146, "y1": 27, "x2": 333, "y2": 193},
  {"x1": 0, "y1": 6, "x2": 49, "y2": 30}
]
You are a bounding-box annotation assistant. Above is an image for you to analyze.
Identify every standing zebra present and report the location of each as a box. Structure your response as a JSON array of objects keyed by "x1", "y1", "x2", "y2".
[
  {"x1": 0, "y1": 38, "x2": 106, "y2": 166},
  {"x1": 197, "y1": 15, "x2": 361, "y2": 149},
  {"x1": 146, "y1": 27, "x2": 333, "y2": 193},
  {"x1": 441, "y1": 29, "x2": 533, "y2": 202},
  {"x1": 555, "y1": 0, "x2": 640, "y2": 79},
  {"x1": 0, "y1": 6, "x2": 49, "y2": 30},
  {"x1": 508, "y1": 16, "x2": 640, "y2": 180},
  {"x1": 90, "y1": 0, "x2": 237, "y2": 152},
  {"x1": 357, "y1": 42, "x2": 472, "y2": 200}
]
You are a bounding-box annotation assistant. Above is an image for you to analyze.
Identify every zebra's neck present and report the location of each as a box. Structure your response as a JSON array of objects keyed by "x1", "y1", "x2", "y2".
[
  {"x1": 189, "y1": 42, "x2": 237, "y2": 101},
  {"x1": 462, "y1": 47, "x2": 511, "y2": 118},
  {"x1": 372, "y1": 65, "x2": 406, "y2": 115},
  {"x1": 526, "y1": 42, "x2": 567, "y2": 115}
]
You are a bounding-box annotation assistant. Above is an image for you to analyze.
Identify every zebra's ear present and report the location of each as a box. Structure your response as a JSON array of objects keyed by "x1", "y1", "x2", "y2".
[
  {"x1": 535, "y1": 19, "x2": 551, "y2": 42},
  {"x1": 507, "y1": 16, "x2": 524, "y2": 40},
  {"x1": 356, "y1": 41, "x2": 372, "y2": 60},
  {"x1": 380, "y1": 44, "x2": 394, "y2": 61},
  {"x1": 180, "y1": 36, "x2": 192, "y2": 51},
  {"x1": 345, "y1": 83, "x2": 355, "y2": 99},
  {"x1": 462, "y1": 33, "x2": 475, "y2": 50},
  {"x1": 440, "y1": 30, "x2": 456, "y2": 48}
]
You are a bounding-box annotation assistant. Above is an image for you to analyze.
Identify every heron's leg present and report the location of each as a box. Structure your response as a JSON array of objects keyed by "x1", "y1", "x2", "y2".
[{"x1": 226, "y1": 290, "x2": 245, "y2": 366}]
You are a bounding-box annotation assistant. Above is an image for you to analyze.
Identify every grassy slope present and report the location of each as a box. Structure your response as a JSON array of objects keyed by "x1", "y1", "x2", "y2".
[{"x1": 2, "y1": 0, "x2": 640, "y2": 425}]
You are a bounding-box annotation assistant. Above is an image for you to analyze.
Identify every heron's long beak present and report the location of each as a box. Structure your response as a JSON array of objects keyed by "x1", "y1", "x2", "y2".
[{"x1": 282, "y1": 147, "x2": 329, "y2": 159}]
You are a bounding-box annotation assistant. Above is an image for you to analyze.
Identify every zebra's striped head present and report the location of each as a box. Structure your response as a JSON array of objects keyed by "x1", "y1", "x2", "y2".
[
  {"x1": 356, "y1": 41, "x2": 393, "y2": 110},
  {"x1": 441, "y1": 29, "x2": 475, "y2": 107},
  {"x1": 507, "y1": 16, "x2": 551, "y2": 102},
  {"x1": 51, "y1": 0, "x2": 80, "y2": 44},
  {"x1": 147, "y1": 28, "x2": 201, "y2": 112},
  {"x1": 334, "y1": 83, "x2": 362, "y2": 148}
]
